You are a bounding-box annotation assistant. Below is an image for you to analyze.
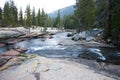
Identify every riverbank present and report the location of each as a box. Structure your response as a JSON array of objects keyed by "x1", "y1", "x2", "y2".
[
  {"x1": 0, "y1": 54, "x2": 119, "y2": 80},
  {"x1": 0, "y1": 27, "x2": 116, "y2": 48}
]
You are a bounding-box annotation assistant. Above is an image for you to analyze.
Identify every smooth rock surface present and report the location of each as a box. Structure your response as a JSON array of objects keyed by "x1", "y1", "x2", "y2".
[
  {"x1": 0, "y1": 58, "x2": 39, "y2": 80},
  {"x1": 0, "y1": 56, "x2": 12, "y2": 67},
  {"x1": 2, "y1": 50, "x2": 20, "y2": 56},
  {"x1": 0, "y1": 56, "x2": 115, "y2": 80},
  {"x1": 0, "y1": 43, "x2": 6, "y2": 47},
  {"x1": 20, "y1": 74, "x2": 36, "y2": 80}
]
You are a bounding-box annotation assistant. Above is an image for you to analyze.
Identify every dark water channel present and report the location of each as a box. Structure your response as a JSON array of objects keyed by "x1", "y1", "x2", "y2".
[{"x1": 0, "y1": 32, "x2": 120, "y2": 62}]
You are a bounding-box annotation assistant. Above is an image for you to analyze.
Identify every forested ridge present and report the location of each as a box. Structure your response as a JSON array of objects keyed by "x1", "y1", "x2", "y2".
[
  {"x1": 49, "y1": 5, "x2": 75, "y2": 18},
  {"x1": 0, "y1": 0, "x2": 120, "y2": 47}
]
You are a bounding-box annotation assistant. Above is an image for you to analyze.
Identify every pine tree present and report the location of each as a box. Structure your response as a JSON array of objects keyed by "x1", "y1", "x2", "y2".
[
  {"x1": 95, "y1": 0, "x2": 107, "y2": 14},
  {"x1": 18, "y1": 8, "x2": 24, "y2": 26},
  {"x1": 47, "y1": 17, "x2": 52, "y2": 27},
  {"x1": 105, "y1": 0, "x2": 111, "y2": 38},
  {"x1": 36, "y1": 15, "x2": 38, "y2": 27},
  {"x1": 95, "y1": 0, "x2": 111, "y2": 38},
  {"x1": 44, "y1": 14, "x2": 52, "y2": 27},
  {"x1": 55, "y1": 10, "x2": 61, "y2": 28},
  {"x1": 25, "y1": 5, "x2": 32, "y2": 29},
  {"x1": 41, "y1": 9, "x2": 46, "y2": 27},
  {"x1": 75, "y1": 0, "x2": 96, "y2": 30},
  {"x1": 3, "y1": 1, "x2": 10, "y2": 27},
  {"x1": 63, "y1": 14, "x2": 78, "y2": 29},
  {"x1": 41, "y1": 8, "x2": 49, "y2": 31},
  {"x1": 0, "y1": 7, "x2": 2, "y2": 27},
  {"x1": 95, "y1": 0, "x2": 107, "y2": 28},
  {"x1": 110, "y1": 0, "x2": 120, "y2": 46},
  {"x1": 9, "y1": 0, "x2": 18, "y2": 27},
  {"x1": 3, "y1": 0, "x2": 18, "y2": 27},
  {"x1": 36, "y1": 9, "x2": 41, "y2": 27},
  {"x1": 44, "y1": 14, "x2": 48, "y2": 30},
  {"x1": 32, "y1": 7, "x2": 36, "y2": 26},
  {"x1": 12, "y1": 1, "x2": 18, "y2": 26}
]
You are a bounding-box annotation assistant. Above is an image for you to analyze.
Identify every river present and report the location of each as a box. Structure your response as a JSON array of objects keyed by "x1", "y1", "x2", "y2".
[
  {"x1": 9, "y1": 32, "x2": 119, "y2": 62},
  {"x1": 0, "y1": 32, "x2": 119, "y2": 61}
]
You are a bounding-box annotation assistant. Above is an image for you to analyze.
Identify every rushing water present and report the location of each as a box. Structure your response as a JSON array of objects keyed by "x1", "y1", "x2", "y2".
[
  {"x1": 0, "y1": 32, "x2": 120, "y2": 61},
  {"x1": 14, "y1": 32, "x2": 82, "y2": 58}
]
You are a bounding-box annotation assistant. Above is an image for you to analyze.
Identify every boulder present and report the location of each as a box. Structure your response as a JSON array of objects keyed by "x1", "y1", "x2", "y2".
[
  {"x1": 15, "y1": 48, "x2": 27, "y2": 53},
  {"x1": 13, "y1": 46, "x2": 27, "y2": 53},
  {"x1": 78, "y1": 48, "x2": 106, "y2": 61},
  {"x1": 87, "y1": 29, "x2": 103, "y2": 37},
  {"x1": 72, "y1": 31, "x2": 88, "y2": 41},
  {"x1": 72, "y1": 29, "x2": 103, "y2": 41},
  {"x1": 67, "y1": 33, "x2": 74, "y2": 37},
  {"x1": 2, "y1": 50, "x2": 20, "y2": 56},
  {"x1": 79, "y1": 31, "x2": 87, "y2": 39},
  {"x1": 72, "y1": 33, "x2": 80, "y2": 41},
  {"x1": 86, "y1": 36, "x2": 95, "y2": 41}
]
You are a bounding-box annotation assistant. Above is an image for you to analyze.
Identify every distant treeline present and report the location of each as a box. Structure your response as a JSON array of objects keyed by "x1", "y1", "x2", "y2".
[{"x1": 0, "y1": 0, "x2": 52, "y2": 30}]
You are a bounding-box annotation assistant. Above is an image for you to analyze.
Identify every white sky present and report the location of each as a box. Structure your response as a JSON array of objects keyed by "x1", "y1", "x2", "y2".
[{"x1": 0, "y1": 0, "x2": 76, "y2": 13}]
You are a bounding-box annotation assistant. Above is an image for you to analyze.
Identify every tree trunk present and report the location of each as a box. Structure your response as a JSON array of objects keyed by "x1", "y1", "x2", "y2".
[{"x1": 105, "y1": 0, "x2": 111, "y2": 38}]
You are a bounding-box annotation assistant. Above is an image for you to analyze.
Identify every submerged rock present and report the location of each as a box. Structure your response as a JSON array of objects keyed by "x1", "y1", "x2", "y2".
[
  {"x1": 72, "y1": 33, "x2": 79, "y2": 41},
  {"x1": 13, "y1": 46, "x2": 27, "y2": 53},
  {"x1": 72, "y1": 33, "x2": 84, "y2": 41},
  {"x1": 78, "y1": 48, "x2": 106, "y2": 61},
  {"x1": 67, "y1": 33, "x2": 74, "y2": 37}
]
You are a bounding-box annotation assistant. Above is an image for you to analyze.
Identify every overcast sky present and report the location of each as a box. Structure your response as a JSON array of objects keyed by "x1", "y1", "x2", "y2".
[{"x1": 0, "y1": 0, "x2": 76, "y2": 13}]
